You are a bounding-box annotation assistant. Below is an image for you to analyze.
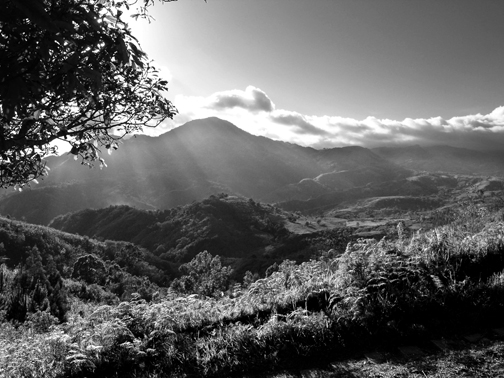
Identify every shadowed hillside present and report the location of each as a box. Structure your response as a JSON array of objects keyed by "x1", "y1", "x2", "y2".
[
  {"x1": 49, "y1": 195, "x2": 289, "y2": 262},
  {"x1": 49, "y1": 195, "x2": 354, "y2": 268},
  {"x1": 0, "y1": 216, "x2": 174, "y2": 275}
]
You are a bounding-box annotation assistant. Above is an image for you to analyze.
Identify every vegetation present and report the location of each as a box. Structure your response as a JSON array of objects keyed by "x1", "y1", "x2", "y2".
[
  {"x1": 0, "y1": 215, "x2": 175, "y2": 325},
  {"x1": 1, "y1": 199, "x2": 504, "y2": 377},
  {"x1": 170, "y1": 251, "x2": 233, "y2": 297},
  {"x1": 50, "y1": 196, "x2": 291, "y2": 260},
  {"x1": 2, "y1": 116, "x2": 502, "y2": 227},
  {"x1": 7, "y1": 3, "x2": 503, "y2": 376},
  {"x1": 48, "y1": 195, "x2": 355, "y2": 281},
  {"x1": 0, "y1": 0, "x2": 176, "y2": 187}
]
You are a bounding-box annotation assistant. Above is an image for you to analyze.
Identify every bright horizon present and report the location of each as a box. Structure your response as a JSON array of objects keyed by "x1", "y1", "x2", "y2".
[{"x1": 125, "y1": 0, "x2": 504, "y2": 151}]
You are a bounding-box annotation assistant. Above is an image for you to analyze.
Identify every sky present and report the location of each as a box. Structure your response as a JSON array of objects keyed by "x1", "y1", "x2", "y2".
[{"x1": 127, "y1": 0, "x2": 504, "y2": 151}]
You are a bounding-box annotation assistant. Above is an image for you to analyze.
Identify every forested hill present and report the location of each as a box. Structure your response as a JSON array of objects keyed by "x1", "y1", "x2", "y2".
[
  {"x1": 0, "y1": 117, "x2": 408, "y2": 225},
  {"x1": 0, "y1": 215, "x2": 175, "y2": 290},
  {"x1": 49, "y1": 195, "x2": 319, "y2": 263}
]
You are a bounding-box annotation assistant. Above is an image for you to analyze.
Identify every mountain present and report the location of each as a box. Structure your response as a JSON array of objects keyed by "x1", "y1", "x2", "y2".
[
  {"x1": 263, "y1": 164, "x2": 406, "y2": 202},
  {"x1": 2, "y1": 118, "x2": 501, "y2": 225},
  {"x1": 373, "y1": 145, "x2": 504, "y2": 175},
  {"x1": 0, "y1": 117, "x2": 407, "y2": 224}
]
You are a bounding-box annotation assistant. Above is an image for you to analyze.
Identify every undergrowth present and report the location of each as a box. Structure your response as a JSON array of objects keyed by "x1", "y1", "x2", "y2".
[{"x1": 2, "y1": 201, "x2": 504, "y2": 377}]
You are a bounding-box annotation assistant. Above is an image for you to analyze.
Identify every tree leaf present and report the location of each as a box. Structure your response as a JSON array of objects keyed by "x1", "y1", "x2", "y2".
[{"x1": 12, "y1": 0, "x2": 58, "y2": 32}]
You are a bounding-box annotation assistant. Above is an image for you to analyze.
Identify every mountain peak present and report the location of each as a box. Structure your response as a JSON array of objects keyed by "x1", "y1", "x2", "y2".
[
  {"x1": 157, "y1": 117, "x2": 249, "y2": 143},
  {"x1": 177, "y1": 117, "x2": 242, "y2": 131}
]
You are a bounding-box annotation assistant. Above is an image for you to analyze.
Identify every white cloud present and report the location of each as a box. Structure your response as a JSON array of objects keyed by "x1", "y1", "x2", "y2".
[
  {"x1": 270, "y1": 110, "x2": 329, "y2": 136},
  {"x1": 207, "y1": 86, "x2": 274, "y2": 113},
  {"x1": 143, "y1": 86, "x2": 504, "y2": 151}
]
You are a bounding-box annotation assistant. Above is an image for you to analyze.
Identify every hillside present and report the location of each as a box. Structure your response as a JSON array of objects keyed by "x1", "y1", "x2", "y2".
[
  {"x1": 278, "y1": 173, "x2": 504, "y2": 214},
  {"x1": 48, "y1": 188, "x2": 499, "y2": 281},
  {"x1": 1, "y1": 118, "x2": 503, "y2": 226},
  {"x1": 48, "y1": 195, "x2": 358, "y2": 280},
  {"x1": 49, "y1": 195, "x2": 292, "y2": 262},
  {"x1": 0, "y1": 214, "x2": 175, "y2": 278},
  {"x1": 0, "y1": 118, "x2": 406, "y2": 224},
  {"x1": 3, "y1": 197, "x2": 504, "y2": 377},
  {"x1": 373, "y1": 145, "x2": 504, "y2": 175}
]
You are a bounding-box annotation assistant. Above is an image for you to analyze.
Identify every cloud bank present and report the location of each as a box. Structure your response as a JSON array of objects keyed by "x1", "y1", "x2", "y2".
[{"x1": 151, "y1": 85, "x2": 504, "y2": 151}]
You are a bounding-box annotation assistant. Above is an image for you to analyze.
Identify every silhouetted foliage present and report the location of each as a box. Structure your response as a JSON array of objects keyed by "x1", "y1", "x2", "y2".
[
  {"x1": 265, "y1": 262, "x2": 279, "y2": 277},
  {"x1": 0, "y1": 0, "x2": 177, "y2": 187},
  {"x1": 242, "y1": 270, "x2": 259, "y2": 287}
]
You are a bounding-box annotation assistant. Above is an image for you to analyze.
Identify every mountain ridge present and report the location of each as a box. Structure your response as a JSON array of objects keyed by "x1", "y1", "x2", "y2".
[{"x1": 0, "y1": 117, "x2": 502, "y2": 225}]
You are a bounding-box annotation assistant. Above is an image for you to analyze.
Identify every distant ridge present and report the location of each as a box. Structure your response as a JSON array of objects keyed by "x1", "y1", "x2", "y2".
[
  {"x1": 1, "y1": 117, "x2": 501, "y2": 224},
  {"x1": 373, "y1": 145, "x2": 504, "y2": 175}
]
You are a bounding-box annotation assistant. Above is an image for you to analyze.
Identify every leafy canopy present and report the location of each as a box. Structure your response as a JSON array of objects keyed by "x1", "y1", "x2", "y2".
[
  {"x1": 0, "y1": 0, "x2": 178, "y2": 188},
  {"x1": 171, "y1": 251, "x2": 233, "y2": 297}
]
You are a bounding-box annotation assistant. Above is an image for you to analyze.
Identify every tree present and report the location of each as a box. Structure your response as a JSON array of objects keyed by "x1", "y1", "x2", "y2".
[
  {"x1": 2, "y1": 246, "x2": 69, "y2": 322},
  {"x1": 72, "y1": 253, "x2": 107, "y2": 285},
  {"x1": 0, "y1": 0, "x2": 178, "y2": 187},
  {"x1": 242, "y1": 270, "x2": 258, "y2": 288},
  {"x1": 170, "y1": 251, "x2": 233, "y2": 297}
]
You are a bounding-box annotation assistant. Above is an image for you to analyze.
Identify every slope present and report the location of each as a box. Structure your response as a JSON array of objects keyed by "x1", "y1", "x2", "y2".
[
  {"x1": 0, "y1": 215, "x2": 175, "y2": 287},
  {"x1": 48, "y1": 195, "x2": 355, "y2": 280},
  {"x1": 0, "y1": 117, "x2": 406, "y2": 224},
  {"x1": 373, "y1": 145, "x2": 504, "y2": 175}
]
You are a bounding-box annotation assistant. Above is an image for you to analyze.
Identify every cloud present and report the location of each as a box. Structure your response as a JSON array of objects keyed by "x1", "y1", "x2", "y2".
[
  {"x1": 206, "y1": 86, "x2": 274, "y2": 113},
  {"x1": 146, "y1": 85, "x2": 504, "y2": 151},
  {"x1": 270, "y1": 110, "x2": 329, "y2": 136}
]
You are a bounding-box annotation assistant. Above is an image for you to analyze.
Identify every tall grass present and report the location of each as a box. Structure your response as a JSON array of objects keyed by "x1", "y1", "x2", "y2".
[{"x1": 2, "y1": 202, "x2": 504, "y2": 377}]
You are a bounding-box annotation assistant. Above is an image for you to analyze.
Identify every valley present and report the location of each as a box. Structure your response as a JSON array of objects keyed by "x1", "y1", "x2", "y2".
[
  {"x1": 1, "y1": 118, "x2": 503, "y2": 228},
  {"x1": 1, "y1": 118, "x2": 504, "y2": 378},
  {"x1": 1, "y1": 118, "x2": 504, "y2": 282},
  {"x1": 3, "y1": 0, "x2": 504, "y2": 375}
]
